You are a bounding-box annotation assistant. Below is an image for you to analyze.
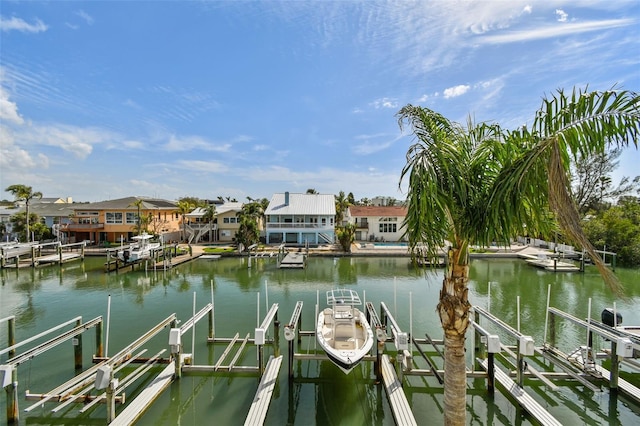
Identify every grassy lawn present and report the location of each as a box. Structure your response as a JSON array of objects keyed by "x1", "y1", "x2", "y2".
[{"x1": 203, "y1": 247, "x2": 236, "y2": 254}]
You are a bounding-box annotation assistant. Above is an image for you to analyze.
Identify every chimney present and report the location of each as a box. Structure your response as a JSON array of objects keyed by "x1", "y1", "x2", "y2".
[{"x1": 284, "y1": 192, "x2": 289, "y2": 206}]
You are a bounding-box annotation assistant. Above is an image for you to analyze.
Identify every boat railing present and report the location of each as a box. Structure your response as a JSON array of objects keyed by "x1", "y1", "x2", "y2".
[{"x1": 326, "y1": 289, "x2": 362, "y2": 306}]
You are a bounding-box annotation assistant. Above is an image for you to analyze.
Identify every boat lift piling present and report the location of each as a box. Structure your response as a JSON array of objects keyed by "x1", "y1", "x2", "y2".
[{"x1": 0, "y1": 315, "x2": 104, "y2": 424}]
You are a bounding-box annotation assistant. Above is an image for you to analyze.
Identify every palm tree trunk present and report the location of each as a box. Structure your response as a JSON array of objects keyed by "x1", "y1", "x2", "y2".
[{"x1": 438, "y1": 251, "x2": 471, "y2": 426}]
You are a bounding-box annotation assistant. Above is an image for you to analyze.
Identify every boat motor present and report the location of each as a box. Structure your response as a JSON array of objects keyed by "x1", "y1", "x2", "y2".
[{"x1": 601, "y1": 308, "x2": 623, "y2": 327}]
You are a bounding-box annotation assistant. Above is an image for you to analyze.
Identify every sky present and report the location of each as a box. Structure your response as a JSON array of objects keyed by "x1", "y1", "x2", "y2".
[{"x1": 1, "y1": 1, "x2": 639, "y2": 203}]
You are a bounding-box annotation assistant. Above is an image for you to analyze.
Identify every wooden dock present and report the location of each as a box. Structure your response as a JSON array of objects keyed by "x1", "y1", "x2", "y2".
[
  {"x1": 278, "y1": 252, "x2": 306, "y2": 269},
  {"x1": 519, "y1": 253, "x2": 580, "y2": 272},
  {"x1": 478, "y1": 359, "x2": 562, "y2": 426},
  {"x1": 381, "y1": 354, "x2": 417, "y2": 426},
  {"x1": 110, "y1": 363, "x2": 175, "y2": 426},
  {"x1": 244, "y1": 355, "x2": 283, "y2": 426}
]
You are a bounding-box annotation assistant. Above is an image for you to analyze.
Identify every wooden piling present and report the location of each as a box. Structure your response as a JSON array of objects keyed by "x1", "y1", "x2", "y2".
[
  {"x1": 74, "y1": 319, "x2": 83, "y2": 370},
  {"x1": 7, "y1": 317, "x2": 15, "y2": 358},
  {"x1": 5, "y1": 367, "x2": 18, "y2": 423},
  {"x1": 95, "y1": 320, "x2": 103, "y2": 358}
]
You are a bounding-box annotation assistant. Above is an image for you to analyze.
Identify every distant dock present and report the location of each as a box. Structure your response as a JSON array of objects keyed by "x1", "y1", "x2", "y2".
[
  {"x1": 278, "y1": 252, "x2": 306, "y2": 269},
  {"x1": 519, "y1": 253, "x2": 580, "y2": 272}
]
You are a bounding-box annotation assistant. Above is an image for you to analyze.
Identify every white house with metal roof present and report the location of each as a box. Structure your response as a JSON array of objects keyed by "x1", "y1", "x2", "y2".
[{"x1": 264, "y1": 192, "x2": 335, "y2": 245}]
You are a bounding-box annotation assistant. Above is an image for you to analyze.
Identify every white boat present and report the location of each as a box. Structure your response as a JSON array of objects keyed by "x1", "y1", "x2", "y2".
[
  {"x1": 117, "y1": 233, "x2": 161, "y2": 262},
  {"x1": 316, "y1": 289, "x2": 374, "y2": 374}
]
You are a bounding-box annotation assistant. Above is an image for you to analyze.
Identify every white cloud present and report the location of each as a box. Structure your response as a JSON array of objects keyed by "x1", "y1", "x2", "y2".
[
  {"x1": 175, "y1": 160, "x2": 229, "y2": 173},
  {"x1": 75, "y1": 10, "x2": 94, "y2": 25},
  {"x1": 0, "y1": 86, "x2": 24, "y2": 125},
  {"x1": 555, "y1": 9, "x2": 568, "y2": 23},
  {"x1": 443, "y1": 85, "x2": 470, "y2": 99},
  {"x1": 523, "y1": 5, "x2": 532, "y2": 14},
  {"x1": 0, "y1": 16, "x2": 48, "y2": 33},
  {"x1": 370, "y1": 98, "x2": 398, "y2": 109},
  {"x1": 477, "y1": 18, "x2": 634, "y2": 44},
  {"x1": 164, "y1": 134, "x2": 231, "y2": 152}
]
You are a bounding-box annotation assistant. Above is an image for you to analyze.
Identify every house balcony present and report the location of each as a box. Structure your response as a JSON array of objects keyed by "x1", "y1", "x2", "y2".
[
  {"x1": 355, "y1": 222, "x2": 369, "y2": 229},
  {"x1": 62, "y1": 223, "x2": 105, "y2": 231}
]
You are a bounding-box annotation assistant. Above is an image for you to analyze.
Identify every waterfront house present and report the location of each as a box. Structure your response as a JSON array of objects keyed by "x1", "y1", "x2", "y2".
[
  {"x1": 264, "y1": 192, "x2": 335, "y2": 245},
  {"x1": 62, "y1": 197, "x2": 181, "y2": 244},
  {"x1": 345, "y1": 205, "x2": 408, "y2": 242},
  {"x1": 215, "y1": 202, "x2": 244, "y2": 242}
]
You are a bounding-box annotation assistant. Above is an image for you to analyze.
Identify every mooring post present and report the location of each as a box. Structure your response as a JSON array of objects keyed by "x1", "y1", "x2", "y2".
[
  {"x1": 31, "y1": 246, "x2": 36, "y2": 267},
  {"x1": 517, "y1": 353, "x2": 524, "y2": 387},
  {"x1": 288, "y1": 339, "x2": 294, "y2": 380},
  {"x1": 274, "y1": 317, "x2": 280, "y2": 358},
  {"x1": 610, "y1": 340, "x2": 619, "y2": 390},
  {"x1": 95, "y1": 320, "x2": 104, "y2": 358},
  {"x1": 74, "y1": 318, "x2": 83, "y2": 370},
  {"x1": 376, "y1": 333, "x2": 384, "y2": 382},
  {"x1": 58, "y1": 244, "x2": 63, "y2": 266},
  {"x1": 396, "y1": 350, "x2": 404, "y2": 385},
  {"x1": 106, "y1": 370, "x2": 116, "y2": 423},
  {"x1": 487, "y1": 352, "x2": 495, "y2": 393},
  {"x1": 7, "y1": 317, "x2": 16, "y2": 358},
  {"x1": 5, "y1": 367, "x2": 19, "y2": 424}
]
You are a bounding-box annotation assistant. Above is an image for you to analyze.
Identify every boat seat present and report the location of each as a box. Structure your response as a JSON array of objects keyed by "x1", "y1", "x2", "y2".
[{"x1": 323, "y1": 308, "x2": 333, "y2": 325}]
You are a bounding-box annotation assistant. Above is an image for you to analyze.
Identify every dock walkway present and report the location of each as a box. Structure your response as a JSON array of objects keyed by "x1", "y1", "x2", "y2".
[
  {"x1": 244, "y1": 355, "x2": 283, "y2": 426},
  {"x1": 478, "y1": 359, "x2": 562, "y2": 426},
  {"x1": 111, "y1": 363, "x2": 175, "y2": 426},
  {"x1": 381, "y1": 354, "x2": 417, "y2": 426}
]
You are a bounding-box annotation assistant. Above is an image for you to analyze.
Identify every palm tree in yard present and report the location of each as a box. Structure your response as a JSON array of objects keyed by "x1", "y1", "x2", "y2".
[
  {"x1": 177, "y1": 200, "x2": 194, "y2": 242},
  {"x1": 5, "y1": 184, "x2": 42, "y2": 242},
  {"x1": 398, "y1": 87, "x2": 639, "y2": 426},
  {"x1": 129, "y1": 199, "x2": 144, "y2": 235},
  {"x1": 202, "y1": 203, "x2": 217, "y2": 242}
]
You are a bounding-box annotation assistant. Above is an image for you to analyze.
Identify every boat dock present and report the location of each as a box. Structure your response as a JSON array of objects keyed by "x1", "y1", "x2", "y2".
[
  {"x1": 381, "y1": 354, "x2": 417, "y2": 426},
  {"x1": 244, "y1": 355, "x2": 283, "y2": 426},
  {"x1": 1, "y1": 241, "x2": 86, "y2": 269},
  {"x1": 3, "y1": 284, "x2": 638, "y2": 425},
  {"x1": 278, "y1": 252, "x2": 306, "y2": 268},
  {"x1": 519, "y1": 252, "x2": 581, "y2": 272}
]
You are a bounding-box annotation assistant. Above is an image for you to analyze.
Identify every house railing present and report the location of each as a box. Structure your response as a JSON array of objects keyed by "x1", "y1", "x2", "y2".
[
  {"x1": 61, "y1": 223, "x2": 105, "y2": 230},
  {"x1": 266, "y1": 223, "x2": 332, "y2": 229}
]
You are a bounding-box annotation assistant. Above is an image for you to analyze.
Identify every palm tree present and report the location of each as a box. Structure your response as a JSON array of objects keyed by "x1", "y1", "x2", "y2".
[
  {"x1": 177, "y1": 200, "x2": 194, "y2": 242},
  {"x1": 398, "y1": 87, "x2": 639, "y2": 425},
  {"x1": 202, "y1": 204, "x2": 217, "y2": 242},
  {"x1": 129, "y1": 199, "x2": 144, "y2": 235},
  {"x1": 334, "y1": 191, "x2": 350, "y2": 225},
  {"x1": 5, "y1": 184, "x2": 42, "y2": 242}
]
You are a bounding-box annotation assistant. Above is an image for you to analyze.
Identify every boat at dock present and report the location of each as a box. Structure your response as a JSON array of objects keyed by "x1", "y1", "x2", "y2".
[
  {"x1": 117, "y1": 233, "x2": 161, "y2": 262},
  {"x1": 316, "y1": 289, "x2": 373, "y2": 374}
]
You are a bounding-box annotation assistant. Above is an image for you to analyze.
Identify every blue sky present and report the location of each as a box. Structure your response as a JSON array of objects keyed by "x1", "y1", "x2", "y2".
[{"x1": 1, "y1": 1, "x2": 639, "y2": 203}]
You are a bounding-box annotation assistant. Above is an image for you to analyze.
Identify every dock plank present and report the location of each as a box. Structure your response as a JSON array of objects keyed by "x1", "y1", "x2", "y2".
[
  {"x1": 111, "y1": 363, "x2": 175, "y2": 426},
  {"x1": 244, "y1": 355, "x2": 283, "y2": 426},
  {"x1": 381, "y1": 354, "x2": 417, "y2": 426},
  {"x1": 478, "y1": 359, "x2": 562, "y2": 426}
]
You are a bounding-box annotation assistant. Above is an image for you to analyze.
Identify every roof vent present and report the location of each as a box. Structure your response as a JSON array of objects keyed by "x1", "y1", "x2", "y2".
[{"x1": 284, "y1": 192, "x2": 290, "y2": 205}]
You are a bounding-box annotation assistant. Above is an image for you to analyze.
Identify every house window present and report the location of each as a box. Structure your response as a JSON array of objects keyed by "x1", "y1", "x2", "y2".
[
  {"x1": 379, "y1": 223, "x2": 397, "y2": 233},
  {"x1": 223, "y1": 217, "x2": 237, "y2": 224},
  {"x1": 126, "y1": 212, "x2": 138, "y2": 224},
  {"x1": 106, "y1": 212, "x2": 123, "y2": 224}
]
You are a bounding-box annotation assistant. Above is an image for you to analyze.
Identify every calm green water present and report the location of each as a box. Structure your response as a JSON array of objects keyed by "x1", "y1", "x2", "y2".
[{"x1": 1, "y1": 256, "x2": 639, "y2": 425}]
